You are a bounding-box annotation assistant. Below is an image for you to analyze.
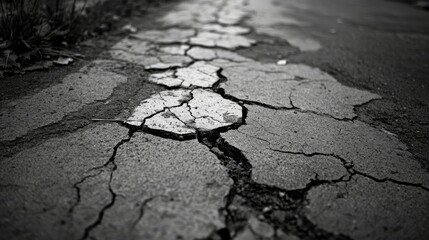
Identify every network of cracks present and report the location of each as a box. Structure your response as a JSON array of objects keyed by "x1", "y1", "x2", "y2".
[{"x1": 1, "y1": 0, "x2": 428, "y2": 239}]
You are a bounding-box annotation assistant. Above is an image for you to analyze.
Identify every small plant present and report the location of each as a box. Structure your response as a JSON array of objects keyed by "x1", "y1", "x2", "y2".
[
  {"x1": 0, "y1": 0, "x2": 171, "y2": 76},
  {"x1": 0, "y1": 0, "x2": 86, "y2": 71}
]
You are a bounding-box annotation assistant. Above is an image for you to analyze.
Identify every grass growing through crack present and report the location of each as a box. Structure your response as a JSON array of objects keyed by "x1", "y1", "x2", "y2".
[{"x1": 0, "y1": 0, "x2": 88, "y2": 71}]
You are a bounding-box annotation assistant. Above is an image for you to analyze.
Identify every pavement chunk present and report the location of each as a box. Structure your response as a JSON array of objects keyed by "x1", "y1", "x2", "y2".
[
  {"x1": 214, "y1": 60, "x2": 379, "y2": 119},
  {"x1": 190, "y1": 32, "x2": 256, "y2": 49},
  {"x1": 148, "y1": 62, "x2": 221, "y2": 88},
  {"x1": 109, "y1": 38, "x2": 192, "y2": 70},
  {"x1": 201, "y1": 24, "x2": 251, "y2": 34},
  {"x1": 305, "y1": 176, "x2": 429, "y2": 240},
  {"x1": 126, "y1": 89, "x2": 192, "y2": 127},
  {"x1": 88, "y1": 133, "x2": 233, "y2": 240},
  {"x1": 161, "y1": 0, "x2": 221, "y2": 26},
  {"x1": 131, "y1": 28, "x2": 195, "y2": 44},
  {"x1": 160, "y1": 0, "x2": 248, "y2": 27},
  {"x1": 0, "y1": 124, "x2": 129, "y2": 240},
  {"x1": 187, "y1": 47, "x2": 251, "y2": 62},
  {"x1": 222, "y1": 105, "x2": 429, "y2": 188},
  {"x1": 0, "y1": 61, "x2": 127, "y2": 142},
  {"x1": 127, "y1": 89, "x2": 243, "y2": 137}
]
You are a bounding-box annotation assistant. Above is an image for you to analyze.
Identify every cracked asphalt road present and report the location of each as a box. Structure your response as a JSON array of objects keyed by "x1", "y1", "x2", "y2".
[{"x1": 1, "y1": 0, "x2": 428, "y2": 239}]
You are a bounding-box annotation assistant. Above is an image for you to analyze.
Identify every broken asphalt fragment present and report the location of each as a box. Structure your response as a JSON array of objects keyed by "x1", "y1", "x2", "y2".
[
  {"x1": 0, "y1": 124, "x2": 129, "y2": 239},
  {"x1": 109, "y1": 38, "x2": 192, "y2": 70},
  {"x1": 187, "y1": 89, "x2": 243, "y2": 130},
  {"x1": 187, "y1": 47, "x2": 251, "y2": 62},
  {"x1": 201, "y1": 24, "x2": 251, "y2": 34},
  {"x1": 213, "y1": 60, "x2": 335, "y2": 109},
  {"x1": 87, "y1": 133, "x2": 232, "y2": 240},
  {"x1": 190, "y1": 32, "x2": 256, "y2": 49},
  {"x1": 159, "y1": 44, "x2": 190, "y2": 55},
  {"x1": 126, "y1": 89, "x2": 243, "y2": 137},
  {"x1": 214, "y1": 60, "x2": 380, "y2": 119},
  {"x1": 305, "y1": 176, "x2": 429, "y2": 240},
  {"x1": 145, "y1": 109, "x2": 196, "y2": 136},
  {"x1": 160, "y1": 0, "x2": 248, "y2": 27},
  {"x1": 222, "y1": 105, "x2": 429, "y2": 188},
  {"x1": 149, "y1": 62, "x2": 221, "y2": 88},
  {"x1": 0, "y1": 61, "x2": 127, "y2": 142},
  {"x1": 126, "y1": 89, "x2": 192, "y2": 127},
  {"x1": 131, "y1": 28, "x2": 195, "y2": 44}
]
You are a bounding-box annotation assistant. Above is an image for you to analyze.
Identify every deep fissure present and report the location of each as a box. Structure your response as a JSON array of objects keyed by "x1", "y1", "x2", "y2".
[{"x1": 196, "y1": 130, "x2": 353, "y2": 240}]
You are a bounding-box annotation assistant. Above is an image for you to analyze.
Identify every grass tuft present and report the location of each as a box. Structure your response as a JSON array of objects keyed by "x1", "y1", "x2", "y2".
[
  {"x1": 0, "y1": 0, "x2": 173, "y2": 75},
  {"x1": 0, "y1": 0, "x2": 87, "y2": 70}
]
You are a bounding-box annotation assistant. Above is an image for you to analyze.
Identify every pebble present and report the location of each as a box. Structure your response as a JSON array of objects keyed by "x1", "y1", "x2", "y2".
[
  {"x1": 247, "y1": 216, "x2": 275, "y2": 238},
  {"x1": 234, "y1": 226, "x2": 258, "y2": 240},
  {"x1": 277, "y1": 59, "x2": 288, "y2": 65}
]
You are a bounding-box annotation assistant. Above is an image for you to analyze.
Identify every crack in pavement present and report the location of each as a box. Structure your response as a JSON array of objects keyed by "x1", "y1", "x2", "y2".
[
  {"x1": 351, "y1": 169, "x2": 429, "y2": 192},
  {"x1": 80, "y1": 130, "x2": 134, "y2": 240},
  {"x1": 110, "y1": 37, "x2": 394, "y2": 239},
  {"x1": 69, "y1": 170, "x2": 103, "y2": 214},
  {"x1": 125, "y1": 87, "x2": 243, "y2": 139},
  {"x1": 148, "y1": 62, "x2": 221, "y2": 88},
  {"x1": 0, "y1": 62, "x2": 151, "y2": 161},
  {"x1": 196, "y1": 131, "x2": 353, "y2": 240},
  {"x1": 217, "y1": 84, "x2": 370, "y2": 123},
  {"x1": 270, "y1": 148, "x2": 428, "y2": 192},
  {"x1": 132, "y1": 195, "x2": 169, "y2": 229},
  {"x1": 3, "y1": 0, "x2": 427, "y2": 239}
]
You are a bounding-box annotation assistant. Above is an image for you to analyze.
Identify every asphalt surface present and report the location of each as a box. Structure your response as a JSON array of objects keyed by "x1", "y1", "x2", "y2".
[{"x1": 0, "y1": 0, "x2": 428, "y2": 240}]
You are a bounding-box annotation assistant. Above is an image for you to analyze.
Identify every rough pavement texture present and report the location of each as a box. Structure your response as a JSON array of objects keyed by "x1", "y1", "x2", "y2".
[
  {"x1": 0, "y1": 61, "x2": 127, "y2": 141},
  {"x1": 148, "y1": 61, "x2": 221, "y2": 88},
  {"x1": 88, "y1": 133, "x2": 232, "y2": 240},
  {"x1": 1, "y1": 0, "x2": 428, "y2": 239},
  {"x1": 127, "y1": 89, "x2": 243, "y2": 138},
  {"x1": 222, "y1": 105, "x2": 429, "y2": 189},
  {"x1": 109, "y1": 36, "x2": 194, "y2": 69},
  {"x1": 189, "y1": 32, "x2": 256, "y2": 49},
  {"x1": 0, "y1": 124, "x2": 128, "y2": 240},
  {"x1": 305, "y1": 176, "x2": 429, "y2": 240},
  {"x1": 213, "y1": 60, "x2": 380, "y2": 120},
  {"x1": 187, "y1": 47, "x2": 250, "y2": 62}
]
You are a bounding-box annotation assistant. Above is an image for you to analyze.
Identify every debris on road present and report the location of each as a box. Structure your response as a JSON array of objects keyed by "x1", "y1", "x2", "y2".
[
  {"x1": 247, "y1": 217, "x2": 275, "y2": 238},
  {"x1": 53, "y1": 57, "x2": 74, "y2": 66},
  {"x1": 277, "y1": 59, "x2": 287, "y2": 65},
  {"x1": 122, "y1": 24, "x2": 137, "y2": 33}
]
